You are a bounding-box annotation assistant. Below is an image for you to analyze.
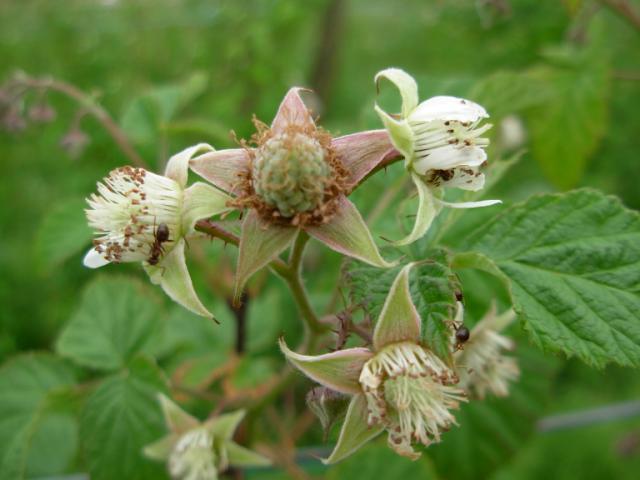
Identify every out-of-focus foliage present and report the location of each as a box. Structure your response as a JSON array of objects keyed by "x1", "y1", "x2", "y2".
[{"x1": 1, "y1": 0, "x2": 640, "y2": 478}]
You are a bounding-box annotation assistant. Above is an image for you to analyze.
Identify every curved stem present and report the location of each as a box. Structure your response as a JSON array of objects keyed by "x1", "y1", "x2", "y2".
[{"x1": 14, "y1": 75, "x2": 147, "y2": 168}]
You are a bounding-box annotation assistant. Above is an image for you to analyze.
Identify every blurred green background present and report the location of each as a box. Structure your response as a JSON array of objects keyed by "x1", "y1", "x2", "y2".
[{"x1": 1, "y1": 0, "x2": 639, "y2": 479}]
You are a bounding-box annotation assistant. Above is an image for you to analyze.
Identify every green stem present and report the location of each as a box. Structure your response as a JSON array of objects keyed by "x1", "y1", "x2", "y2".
[{"x1": 195, "y1": 221, "x2": 327, "y2": 334}]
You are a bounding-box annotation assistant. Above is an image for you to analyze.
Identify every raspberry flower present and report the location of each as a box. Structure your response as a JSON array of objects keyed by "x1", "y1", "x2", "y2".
[
  {"x1": 374, "y1": 68, "x2": 501, "y2": 245},
  {"x1": 280, "y1": 264, "x2": 466, "y2": 462},
  {"x1": 190, "y1": 88, "x2": 397, "y2": 300},
  {"x1": 144, "y1": 395, "x2": 270, "y2": 480},
  {"x1": 454, "y1": 304, "x2": 520, "y2": 399},
  {"x1": 83, "y1": 144, "x2": 232, "y2": 318}
]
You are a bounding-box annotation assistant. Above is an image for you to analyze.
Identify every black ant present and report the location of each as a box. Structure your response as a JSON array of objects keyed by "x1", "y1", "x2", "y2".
[
  {"x1": 450, "y1": 290, "x2": 470, "y2": 351},
  {"x1": 147, "y1": 223, "x2": 171, "y2": 266}
]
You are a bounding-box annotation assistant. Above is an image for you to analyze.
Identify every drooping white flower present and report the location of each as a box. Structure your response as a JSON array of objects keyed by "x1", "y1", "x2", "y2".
[
  {"x1": 169, "y1": 428, "x2": 217, "y2": 480},
  {"x1": 374, "y1": 68, "x2": 501, "y2": 245},
  {"x1": 454, "y1": 305, "x2": 520, "y2": 399},
  {"x1": 144, "y1": 395, "x2": 271, "y2": 480},
  {"x1": 83, "y1": 144, "x2": 232, "y2": 318},
  {"x1": 359, "y1": 341, "x2": 465, "y2": 458},
  {"x1": 280, "y1": 264, "x2": 467, "y2": 462}
]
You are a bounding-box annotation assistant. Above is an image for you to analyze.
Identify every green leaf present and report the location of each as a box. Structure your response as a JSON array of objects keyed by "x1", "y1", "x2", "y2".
[
  {"x1": 34, "y1": 197, "x2": 92, "y2": 271},
  {"x1": 326, "y1": 440, "x2": 438, "y2": 479},
  {"x1": 346, "y1": 248, "x2": 461, "y2": 361},
  {"x1": 0, "y1": 354, "x2": 78, "y2": 480},
  {"x1": 56, "y1": 276, "x2": 165, "y2": 371},
  {"x1": 525, "y1": 61, "x2": 609, "y2": 189},
  {"x1": 81, "y1": 356, "x2": 169, "y2": 480},
  {"x1": 458, "y1": 189, "x2": 640, "y2": 368}
]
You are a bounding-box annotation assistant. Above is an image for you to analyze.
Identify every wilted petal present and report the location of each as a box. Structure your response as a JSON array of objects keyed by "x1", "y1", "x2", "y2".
[
  {"x1": 279, "y1": 338, "x2": 372, "y2": 395},
  {"x1": 305, "y1": 196, "x2": 394, "y2": 268},
  {"x1": 332, "y1": 130, "x2": 397, "y2": 185},
  {"x1": 234, "y1": 210, "x2": 297, "y2": 303},
  {"x1": 145, "y1": 239, "x2": 214, "y2": 319},
  {"x1": 413, "y1": 145, "x2": 487, "y2": 174},
  {"x1": 441, "y1": 167, "x2": 486, "y2": 192},
  {"x1": 226, "y1": 442, "x2": 271, "y2": 468},
  {"x1": 205, "y1": 410, "x2": 245, "y2": 441},
  {"x1": 410, "y1": 95, "x2": 488, "y2": 123},
  {"x1": 372, "y1": 263, "x2": 422, "y2": 350},
  {"x1": 143, "y1": 434, "x2": 178, "y2": 461},
  {"x1": 392, "y1": 174, "x2": 441, "y2": 246},
  {"x1": 271, "y1": 87, "x2": 315, "y2": 134},
  {"x1": 182, "y1": 182, "x2": 233, "y2": 233},
  {"x1": 375, "y1": 68, "x2": 419, "y2": 117},
  {"x1": 323, "y1": 395, "x2": 384, "y2": 465},
  {"x1": 190, "y1": 148, "x2": 250, "y2": 194},
  {"x1": 83, "y1": 248, "x2": 110, "y2": 268},
  {"x1": 158, "y1": 394, "x2": 200, "y2": 434},
  {"x1": 165, "y1": 143, "x2": 214, "y2": 187}
]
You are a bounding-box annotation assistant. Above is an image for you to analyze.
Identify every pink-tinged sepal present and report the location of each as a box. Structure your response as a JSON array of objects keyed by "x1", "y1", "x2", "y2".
[
  {"x1": 322, "y1": 394, "x2": 384, "y2": 464},
  {"x1": 189, "y1": 148, "x2": 250, "y2": 194},
  {"x1": 332, "y1": 130, "x2": 397, "y2": 185},
  {"x1": 234, "y1": 210, "x2": 297, "y2": 303},
  {"x1": 271, "y1": 87, "x2": 315, "y2": 133},
  {"x1": 279, "y1": 339, "x2": 373, "y2": 395},
  {"x1": 372, "y1": 263, "x2": 422, "y2": 350},
  {"x1": 304, "y1": 196, "x2": 395, "y2": 268}
]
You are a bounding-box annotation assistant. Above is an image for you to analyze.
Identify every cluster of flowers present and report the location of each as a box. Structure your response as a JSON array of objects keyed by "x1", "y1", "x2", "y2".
[{"x1": 83, "y1": 68, "x2": 518, "y2": 477}]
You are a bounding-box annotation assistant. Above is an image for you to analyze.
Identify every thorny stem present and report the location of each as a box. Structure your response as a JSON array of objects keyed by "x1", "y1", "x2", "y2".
[
  {"x1": 194, "y1": 221, "x2": 327, "y2": 335},
  {"x1": 11, "y1": 75, "x2": 147, "y2": 168}
]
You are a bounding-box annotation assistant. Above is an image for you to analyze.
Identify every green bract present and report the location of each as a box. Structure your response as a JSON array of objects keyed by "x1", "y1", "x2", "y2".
[{"x1": 144, "y1": 395, "x2": 270, "y2": 480}]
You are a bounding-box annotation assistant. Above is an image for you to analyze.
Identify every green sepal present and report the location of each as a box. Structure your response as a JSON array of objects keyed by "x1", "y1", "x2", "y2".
[{"x1": 323, "y1": 395, "x2": 384, "y2": 465}]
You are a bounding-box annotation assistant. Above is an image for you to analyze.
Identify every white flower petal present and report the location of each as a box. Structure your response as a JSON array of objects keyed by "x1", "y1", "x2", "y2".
[
  {"x1": 413, "y1": 145, "x2": 487, "y2": 174},
  {"x1": 435, "y1": 198, "x2": 502, "y2": 209},
  {"x1": 442, "y1": 168, "x2": 486, "y2": 192},
  {"x1": 410, "y1": 95, "x2": 488, "y2": 123},
  {"x1": 83, "y1": 248, "x2": 110, "y2": 268}
]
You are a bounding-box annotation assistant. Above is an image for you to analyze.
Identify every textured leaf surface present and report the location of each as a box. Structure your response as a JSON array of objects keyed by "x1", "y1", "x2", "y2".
[
  {"x1": 459, "y1": 189, "x2": 640, "y2": 368},
  {"x1": 346, "y1": 248, "x2": 460, "y2": 361},
  {"x1": 81, "y1": 356, "x2": 168, "y2": 480},
  {"x1": 0, "y1": 354, "x2": 78, "y2": 480},
  {"x1": 56, "y1": 276, "x2": 164, "y2": 371}
]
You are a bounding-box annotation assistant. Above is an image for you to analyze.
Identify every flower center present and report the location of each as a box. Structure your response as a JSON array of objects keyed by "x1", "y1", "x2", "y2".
[
  {"x1": 169, "y1": 428, "x2": 217, "y2": 480},
  {"x1": 359, "y1": 342, "x2": 466, "y2": 458},
  {"x1": 86, "y1": 166, "x2": 183, "y2": 264},
  {"x1": 252, "y1": 132, "x2": 332, "y2": 218}
]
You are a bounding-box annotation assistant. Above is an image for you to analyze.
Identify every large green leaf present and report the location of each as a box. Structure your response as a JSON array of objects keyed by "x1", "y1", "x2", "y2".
[
  {"x1": 81, "y1": 356, "x2": 169, "y2": 480},
  {"x1": 346, "y1": 249, "x2": 460, "y2": 361},
  {"x1": 34, "y1": 197, "x2": 92, "y2": 271},
  {"x1": 457, "y1": 189, "x2": 640, "y2": 368},
  {"x1": 56, "y1": 276, "x2": 165, "y2": 371},
  {"x1": 0, "y1": 354, "x2": 78, "y2": 480}
]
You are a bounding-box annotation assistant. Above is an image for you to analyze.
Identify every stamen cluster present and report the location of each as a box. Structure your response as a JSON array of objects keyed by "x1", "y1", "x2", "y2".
[
  {"x1": 359, "y1": 342, "x2": 466, "y2": 458},
  {"x1": 86, "y1": 166, "x2": 182, "y2": 264}
]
